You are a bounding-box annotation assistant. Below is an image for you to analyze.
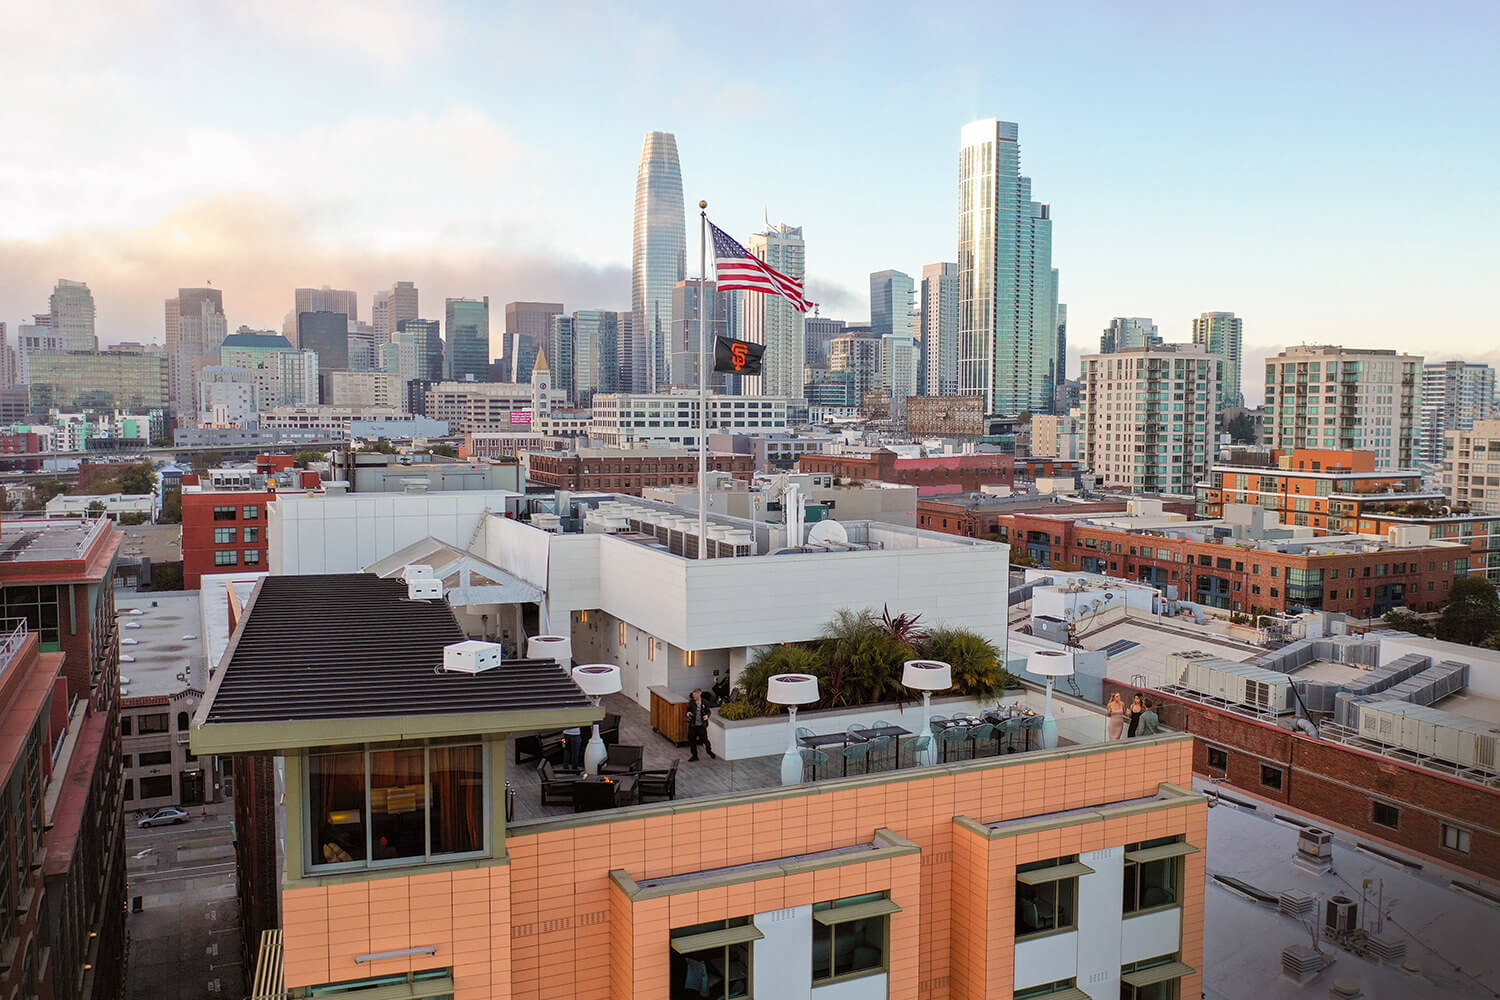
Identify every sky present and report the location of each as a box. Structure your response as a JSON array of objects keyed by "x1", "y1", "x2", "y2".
[{"x1": 2, "y1": 0, "x2": 1497, "y2": 406}]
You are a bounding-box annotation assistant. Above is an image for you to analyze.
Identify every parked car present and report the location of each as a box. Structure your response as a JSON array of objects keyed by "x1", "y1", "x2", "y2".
[{"x1": 137, "y1": 807, "x2": 190, "y2": 828}]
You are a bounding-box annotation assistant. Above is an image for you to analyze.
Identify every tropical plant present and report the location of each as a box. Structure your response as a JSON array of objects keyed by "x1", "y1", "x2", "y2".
[
  {"x1": 818, "y1": 608, "x2": 906, "y2": 707},
  {"x1": 878, "y1": 604, "x2": 927, "y2": 650},
  {"x1": 919, "y1": 627, "x2": 1015, "y2": 700},
  {"x1": 728, "y1": 644, "x2": 824, "y2": 717}
]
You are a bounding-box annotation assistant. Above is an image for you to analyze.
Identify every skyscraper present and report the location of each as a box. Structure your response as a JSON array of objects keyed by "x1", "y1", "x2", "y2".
[
  {"x1": 742, "y1": 223, "x2": 806, "y2": 399},
  {"x1": 48, "y1": 278, "x2": 97, "y2": 352},
  {"x1": 1421, "y1": 361, "x2": 1496, "y2": 464},
  {"x1": 549, "y1": 314, "x2": 576, "y2": 402},
  {"x1": 504, "y1": 302, "x2": 563, "y2": 341},
  {"x1": 1191, "y1": 311, "x2": 1244, "y2": 407},
  {"x1": 869, "y1": 270, "x2": 915, "y2": 339},
  {"x1": 830, "y1": 333, "x2": 879, "y2": 404},
  {"x1": 445, "y1": 297, "x2": 490, "y2": 382},
  {"x1": 374, "y1": 281, "x2": 419, "y2": 345},
  {"x1": 1100, "y1": 317, "x2": 1161, "y2": 354},
  {"x1": 671, "y1": 279, "x2": 736, "y2": 391},
  {"x1": 921, "y1": 263, "x2": 959, "y2": 397},
  {"x1": 1055, "y1": 300, "x2": 1067, "y2": 388},
  {"x1": 804, "y1": 316, "x2": 846, "y2": 370},
  {"x1": 298, "y1": 311, "x2": 350, "y2": 402},
  {"x1": 571, "y1": 310, "x2": 621, "y2": 405},
  {"x1": 294, "y1": 286, "x2": 358, "y2": 326},
  {"x1": 880, "y1": 334, "x2": 919, "y2": 410},
  {"x1": 957, "y1": 119, "x2": 1056, "y2": 415},
  {"x1": 166, "y1": 287, "x2": 227, "y2": 416},
  {"x1": 631, "y1": 131, "x2": 685, "y2": 391},
  {"x1": 395, "y1": 319, "x2": 445, "y2": 384}
]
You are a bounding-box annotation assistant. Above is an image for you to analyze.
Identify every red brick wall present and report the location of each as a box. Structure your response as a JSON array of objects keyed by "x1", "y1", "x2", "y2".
[{"x1": 182, "y1": 491, "x2": 271, "y2": 589}]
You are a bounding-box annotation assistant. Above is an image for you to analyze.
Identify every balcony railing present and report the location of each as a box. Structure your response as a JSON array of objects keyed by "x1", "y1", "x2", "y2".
[{"x1": 0, "y1": 618, "x2": 29, "y2": 682}]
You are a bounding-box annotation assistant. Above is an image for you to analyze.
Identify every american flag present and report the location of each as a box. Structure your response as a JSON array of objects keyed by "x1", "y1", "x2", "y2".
[{"x1": 709, "y1": 221, "x2": 813, "y2": 313}]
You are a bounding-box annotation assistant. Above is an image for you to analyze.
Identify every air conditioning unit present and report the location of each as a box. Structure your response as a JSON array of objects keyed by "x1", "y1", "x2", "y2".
[
  {"x1": 402, "y1": 564, "x2": 435, "y2": 581},
  {"x1": 1295, "y1": 828, "x2": 1333, "y2": 874},
  {"x1": 1324, "y1": 895, "x2": 1358, "y2": 934},
  {"x1": 407, "y1": 578, "x2": 443, "y2": 600},
  {"x1": 443, "y1": 640, "x2": 503, "y2": 674}
]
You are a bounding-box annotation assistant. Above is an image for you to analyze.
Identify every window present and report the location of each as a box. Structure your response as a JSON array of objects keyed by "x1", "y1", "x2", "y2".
[
  {"x1": 121, "y1": 717, "x2": 132, "y2": 736},
  {"x1": 1123, "y1": 836, "x2": 1193, "y2": 914},
  {"x1": 244, "y1": 526, "x2": 260, "y2": 543},
  {"x1": 139, "y1": 775, "x2": 173, "y2": 799},
  {"x1": 1206, "y1": 746, "x2": 1228, "y2": 770},
  {"x1": 215, "y1": 551, "x2": 238, "y2": 566},
  {"x1": 1016, "y1": 979, "x2": 1080, "y2": 999},
  {"x1": 0, "y1": 583, "x2": 62, "y2": 646},
  {"x1": 244, "y1": 550, "x2": 261, "y2": 564},
  {"x1": 812, "y1": 892, "x2": 893, "y2": 983},
  {"x1": 214, "y1": 527, "x2": 237, "y2": 544},
  {"x1": 309, "y1": 740, "x2": 486, "y2": 869},
  {"x1": 1016, "y1": 856, "x2": 1086, "y2": 938},
  {"x1": 1260, "y1": 764, "x2": 1284, "y2": 791},
  {"x1": 138, "y1": 713, "x2": 169, "y2": 734},
  {"x1": 1372, "y1": 800, "x2": 1400, "y2": 829},
  {"x1": 1120, "y1": 954, "x2": 1190, "y2": 1000},
  {"x1": 122, "y1": 754, "x2": 133, "y2": 768},
  {"x1": 242, "y1": 505, "x2": 260, "y2": 519},
  {"x1": 213, "y1": 506, "x2": 236, "y2": 521},
  {"x1": 1441, "y1": 824, "x2": 1471, "y2": 854},
  {"x1": 123, "y1": 778, "x2": 133, "y2": 801},
  {"x1": 669, "y1": 917, "x2": 755, "y2": 1000},
  {"x1": 138, "y1": 750, "x2": 173, "y2": 767}
]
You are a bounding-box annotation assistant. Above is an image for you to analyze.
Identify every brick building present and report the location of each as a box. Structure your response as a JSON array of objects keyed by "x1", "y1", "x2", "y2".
[
  {"x1": 799, "y1": 448, "x2": 1015, "y2": 494},
  {"x1": 0, "y1": 517, "x2": 125, "y2": 1000},
  {"x1": 904, "y1": 395, "x2": 984, "y2": 438},
  {"x1": 181, "y1": 455, "x2": 319, "y2": 589},
  {"x1": 523, "y1": 448, "x2": 755, "y2": 496},
  {"x1": 1195, "y1": 448, "x2": 1443, "y2": 531}
]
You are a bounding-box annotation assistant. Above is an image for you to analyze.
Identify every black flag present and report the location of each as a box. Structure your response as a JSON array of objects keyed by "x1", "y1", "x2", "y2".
[{"x1": 713, "y1": 335, "x2": 765, "y2": 375}]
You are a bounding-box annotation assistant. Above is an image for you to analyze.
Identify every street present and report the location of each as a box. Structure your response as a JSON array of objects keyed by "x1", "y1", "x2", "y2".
[{"x1": 125, "y1": 803, "x2": 245, "y2": 1000}]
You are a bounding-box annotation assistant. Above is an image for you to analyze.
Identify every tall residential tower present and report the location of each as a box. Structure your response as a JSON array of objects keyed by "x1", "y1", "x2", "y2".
[
  {"x1": 921, "y1": 262, "x2": 959, "y2": 397},
  {"x1": 1264, "y1": 346, "x2": 1422, "y2": 468},
  {"x1": 742, "y1": 223, "x2": 807, "y2": 399},
  {"x1": 1421, "y1": 361, "x2": 1496, "y2": 465},
  {"x1": 1191, "y1": 311, "x2": 1244, "y2": 407},
  {"x1": 631, "y1": 131, "x2": 686, "y2": 392}
]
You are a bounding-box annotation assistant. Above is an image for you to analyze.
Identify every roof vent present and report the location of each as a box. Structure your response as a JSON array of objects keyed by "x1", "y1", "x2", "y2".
[{"x1": 443, "y1": 640, "x2": 503, "y2": 674}]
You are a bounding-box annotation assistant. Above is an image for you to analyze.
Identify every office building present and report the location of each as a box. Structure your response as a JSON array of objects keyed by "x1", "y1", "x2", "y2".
[
  {"x1": 220, "y1": 330, "x2": 319, "y2": 408},
  {"x1": 1099, "y1": 317, "x2": 1161, "y2": 354},
  {"x1": 568, "y1": 310, "x2": 621, "y2": 405},
  {"x1": 905, "y1": 395, "x2": 986, "y2": 439},
  {"x1": 590, "y1": 392, "x2": 789, "y2": 447},
  {"x1": 329, "y1": 370, "x2": 403, "y2": 409},
  {"x1": 0, "y1": 517, "x2": 126, "y2": 1000},
  {"x1": 499, "y1": 332, "x2": 540, "y2": 383},
  {"x1": 424, "y1": 381, "x2": 564, "y2": 434},
  {"x1": 869, "y1": 269, "x2": 914, "y2": 339},
  {"x1": 524, "y1": 447, "x2": 755, "y2": 495},
  {"x1": 298, "y1": 310, "x2": 350, "y2": 401},
  {"x1": 294, "y1": 286, "x2": 358, "y2": 334},
  {"x1": 879, "y1": 333, "x2": 919, "y2": 407},
  {"x1": 803, "y1": 315, "x2": 845, "y2": 369},
  {"x1": 829, "y1": 332, "x2": 879, "y2": 403},
  {"x1": 259, "y1": 405, "x2": 412, "y2": 438},
  {"x1": 48, "y1": 277, "x2": 97, "y2": 352},
  {"x1": 803, "y1": 371, "x2": 857, "y2": 411},
  {"x1": 445, "y1": 297, "x2": 491, "y2": 383},
  {"x1": 1264, "y1": 346, "x2": 1422, "y2": 469},
  {"x1": 1055, "y1": 298, "x2": 1067, "y2": 388},
  {"x1": 373, "y1": 280, "x2": 419, "y2": 344},
  {"x1": 1080, "y1": 343, "x2": 1222, "y2": 494},
  {"x1": 394, "y1": 318, "x2": 445, "y2": 384},
  {"x1": 742, "y1": 223, "x2": 806, "y2": 399},
  {"x1": 1190, "y1": 312, "x2": 1243, "y2": 407},
  {"x1": 632, "y1": 131, "x2": 686, "y2": 391},
  {"x1": 504, "y1": 301, "x2": 564, "y2": 342},
  {"x1": 957, "y1": 119, "x2": 1057, "y2": 415},
  {"x1": 670, "y1": 279, "x2": 736, "y2": 391},
  {"x1": 921, "y1": 262, "x2": 959, "y2": 398},
  {"x1": 0, "y1": 321, "x2": 13, "y2": 385},
  {"x1": 14, "y1": 317, "x2": 66, "y2": 385},
  {"x1": 197, "y1": 365, "x2": 259, "y2": 425},
  {"x1": 801, "y1": 448, "x2": 1014, "y2": 491},
  {"x1": 1421, "y1": 360, "x2": 1496, "y2": 465},
  {"x1": 166, "y1": 287, "x2": 228, "y2": 415},
  {"x1": 549, "y1": 315, "x2": 577, "y2": 402},
  {"x1": 180, "y1": 458, "x2": 321, "y2": 587},
  {"x1": 26, "y1": 350, "x2": 170, "y2": 414}
]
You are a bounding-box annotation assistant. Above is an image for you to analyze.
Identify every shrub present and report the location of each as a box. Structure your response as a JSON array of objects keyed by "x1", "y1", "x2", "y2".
[
  {"x1": 919, "y1": 627, "x2": 1014, "y2": 700},
  {"x1": 724, "y1": 644, "x2": 824, "y2": 717}
]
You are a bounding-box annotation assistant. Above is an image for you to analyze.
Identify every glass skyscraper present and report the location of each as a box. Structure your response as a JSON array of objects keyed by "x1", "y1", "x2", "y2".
[
  {"x1": 1100, "y1": 317, "x2": 1161, "y2": 354},
  {"x1": 957, "y1": 119, "x2": 1056, "y2": 415},
  {"x1": 570, "y1": 310, "x2": 621, "y2": 405},
  {"x1": 921, "y1": 262, "x2": 959, "y2": 397},
  {"x1": 1190, "y1": 311, "x2": 1244, "y2": 407},
  {"x1": 743, "y1": 224, "x2": 806, "y2": 400},
  {"x1": 445, "y1": 297, "x2": 490, "y2": 382},
  {"x1": 49, "y1": 278, "x2": 97, "y2": 352},
  {"x1": 869, "y1": 270, "x2": 915, "y2": 339},
  {"x1": 632, "y1": 131, "x2": 685, "y2": 392}
]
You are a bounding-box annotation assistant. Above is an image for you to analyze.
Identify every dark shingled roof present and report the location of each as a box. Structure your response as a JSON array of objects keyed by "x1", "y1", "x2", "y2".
[{"x1": 202, "y1": 573, "x2": 593, "y2": 725}]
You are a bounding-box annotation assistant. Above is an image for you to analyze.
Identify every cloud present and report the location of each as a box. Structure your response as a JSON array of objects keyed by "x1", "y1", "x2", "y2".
[
  {"x1": 805, "y1": 279, "x2": 862, "y2": 318},
  {"x1": 239, "y1": 0, "x2": 450, "y2": 73},
  {"x1": 0, "y1": 193, "x2": 629, "y2": 349}
]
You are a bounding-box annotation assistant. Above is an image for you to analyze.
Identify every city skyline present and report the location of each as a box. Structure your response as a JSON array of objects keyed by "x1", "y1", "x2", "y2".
[{"x1": 2, "y1": 3, "x2": 1497, "y2": 405}]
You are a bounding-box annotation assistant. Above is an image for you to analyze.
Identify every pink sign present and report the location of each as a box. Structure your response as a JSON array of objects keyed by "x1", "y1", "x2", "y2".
[{"x1": 510, "y1": 409, "x2": 533, "y2": 425}]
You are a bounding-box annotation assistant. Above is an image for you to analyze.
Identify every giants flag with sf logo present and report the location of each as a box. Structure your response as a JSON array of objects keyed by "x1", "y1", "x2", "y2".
[{"x1": 713, "y1": 335, "x2": 765, "y2": 375}]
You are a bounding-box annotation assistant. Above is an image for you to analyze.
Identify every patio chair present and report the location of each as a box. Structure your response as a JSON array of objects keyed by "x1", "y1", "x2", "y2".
[
  {"x1": 796, "y1": 726, "x2": 816, "y2": 742},
  {"x1": 637, "y1": 760, "x2": 679, "y2": 802},
  {"x1": 940, "y1": 725, "x2": 971, "y2": 763},
  {"x1": 599, "y1": 713, "x2": 621, "y2": 746},
  {"x1": 800, "y1": 748, "x2": 829, "y2": 782},
  {"x1": 870, "y1": 719, "x2": 894, "y2": 730},
  {"x1": 928, "y1": 714, "x2": 949, "y2": 736},
  {"x1": 840, "y1": 741, "x2": 872, "y2": 776},
  {"x1": 847, "y1": 722, "x2": 869, "y2": 734},
  {"x1": 908, "y1": 733, "x2": 935, "y2": 767},
  {"x1": 1021, "y1": 714, "x2": 1045, "y2": 750},
  {"x1": 515, "y1": 730, "x2": 565, "y2": 766},
  {"x1": 539, "y1": 760, "x2": 583, "y2": 805},
  {"x1": 865, "y1": 735, "x2": 894, "y2": 771},
  {"x1": 999, "y1": 717, "x2": 1023, "y2": 754},
  {"x1": 599, "y1": 744, "x2": 644, "y2": 775},
  {"x1": 969, "y1": 723, "x2": 996, "y2": 758}
]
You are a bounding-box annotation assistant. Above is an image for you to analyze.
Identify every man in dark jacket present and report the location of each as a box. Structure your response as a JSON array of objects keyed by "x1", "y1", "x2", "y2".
[{"x1": 687, "y1": 689, "x2": 716, "y2": 761}]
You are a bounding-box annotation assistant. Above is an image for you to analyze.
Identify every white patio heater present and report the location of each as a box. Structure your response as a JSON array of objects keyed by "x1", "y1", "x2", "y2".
[
  {"x1": 1028, "y1": 649, "x2": 1075, "y2": 749},
  {"x1": 528, "y1": 634, "x2": 573, "y2": 668},
  {"x1": 902, "y1": 659, "x2": 952, "y2": 766},
  {"x1": 767, "y1": 673, "x2": 820, "y2": 786},
  {"x1": 572, "y1": 664, "x2": 622, "y2": 775}
]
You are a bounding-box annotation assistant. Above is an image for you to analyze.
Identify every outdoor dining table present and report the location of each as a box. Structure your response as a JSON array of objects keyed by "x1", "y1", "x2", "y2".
[{"x1": 797, "y1": 725, "x2": 913, "y2": 774}]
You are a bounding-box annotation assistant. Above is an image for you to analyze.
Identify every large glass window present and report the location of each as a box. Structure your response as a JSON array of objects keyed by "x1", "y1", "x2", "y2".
[
  {"x1": 139, "y1": 775, "x2": 173, "y2": 798},
  {"x1": 1016, "y1": 856, "x2": 1086, "y2": 937},
  {"x1": 213, "y1": 506, "x2": 237, "y2": 521},
  {"x1": 138, "y1": 713, "x2": 169, "y2": 734},
  {"x1": 812, "y1": 892, "x2": 893, "y2": 983},
  {"x1": 1016, "y1": 979, "x2": 1080, "y2": 999},
  {"x1": 669, "y1": 917, "x2": 754, "y2": 1000},
  {"x1": 1123, "y1": 838, "x2": 1194, "y2": 913},
  {"x1": 308, "y1": 742, "x2": 486, "y2": 869},
  {"x1": 0, "y1": 584, "x2": 61, "y2": 646},
  {"x1": 214, "y1": 527, "x2": 237, "y2": 544},
  {"x1": 1120, "y1": 953, "x2": 1190, "y2": 1000}
]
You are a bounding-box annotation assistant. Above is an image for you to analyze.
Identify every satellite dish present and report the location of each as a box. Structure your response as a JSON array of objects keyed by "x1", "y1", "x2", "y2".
[
  {"x1": 806, "y1": 520, "x2": 849, "y2": 547},
  {"x1": 1104, "y1": 591, "x2": 1115, "y2": 600}
]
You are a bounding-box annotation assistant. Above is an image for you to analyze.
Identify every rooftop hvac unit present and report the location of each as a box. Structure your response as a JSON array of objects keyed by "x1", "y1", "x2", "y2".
[
  {"x1": 443, "y1": 640, "x2": 503, "y2": 674},
  {"x1": 402, "y1": 564, "x2": 435, "y2": 581},
  {"x1": 407, "y1": 578, "x2": 443, "y2": 600},
  {"x1": 1355, "y1": 701, "x2": 1499, "y2": 773},
  {"x1": 1295, "y1": 828, "x2": 1334, "y2": 874},
  {"x1": 1325, "y1": 895, "x2": 1358, "y2": 934}
]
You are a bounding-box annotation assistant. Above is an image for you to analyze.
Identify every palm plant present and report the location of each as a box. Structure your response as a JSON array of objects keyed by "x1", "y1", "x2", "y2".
[
  {"x1": 920, "y1": 627, "x2": 1015, "y2": 701},
  {"x1": 726, "y1": 644, "x2": 824, "y2": 717},
  {"x1": 818, "y1": 608, "x2": 904, "y2": 707}
]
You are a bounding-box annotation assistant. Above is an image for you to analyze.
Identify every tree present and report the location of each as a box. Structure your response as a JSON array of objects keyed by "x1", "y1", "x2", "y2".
[
  {"x1": 118, "y1": 512, "x2": 150, "y2": 526},
  {"x1": 818, "y1": 608, "x2": 908, "y2": 707},
  {"x1": 34, "y1": 480, "x2": 70, "y2": 508},
  {"x1": 149, "y1": 563, "x2": 184, "y2": 591},
  {"x1": 429, "y1": 443, "x2": 458, "y2": 458},
  {"x1": 86, "y1": 500, "x2": 106, "y2": 517},
  {"x1": 1226, "y1": 412, "x2": 1257, "y2": 445},
  {"x1": 369, "y1": 439, "x2": 399, "y2": 455},
  {"x1": 192, "y1": 450, "x2": 223, "y2": 475},
  {"x1": 1382, "y1": 608, "x2": 1433, "y2": 637},
  {"x1": 1436, "y1": 576, "x2": 1500, "y2": 646},
  {"x1": 293, "y1": 450, "x2": 325, "y2": 468},
  {"x1": 118, "y1": 460, "x2": 158, "y2": 496},
  {"x1": 159, "y1": 487, "x2": 182, "y2": 524}
]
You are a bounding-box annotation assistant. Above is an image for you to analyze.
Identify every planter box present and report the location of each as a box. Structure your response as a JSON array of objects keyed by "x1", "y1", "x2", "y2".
[{"x1": 709, "y1": 691, "x2": 1028, "y2": 761}]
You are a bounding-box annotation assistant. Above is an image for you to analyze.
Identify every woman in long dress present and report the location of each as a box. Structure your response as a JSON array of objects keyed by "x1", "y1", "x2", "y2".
[
  {"x1": 1126, "y1": 694, "x2": 1146, "y2": 738},
  {"x1": 1106, "y1": 693, "x2": 1126, "y2": 740}
]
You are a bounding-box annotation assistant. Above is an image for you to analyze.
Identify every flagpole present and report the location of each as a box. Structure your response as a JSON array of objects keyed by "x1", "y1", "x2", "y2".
[{"x1": 697, "y1": 200, "x2": 709, "y2": 560}]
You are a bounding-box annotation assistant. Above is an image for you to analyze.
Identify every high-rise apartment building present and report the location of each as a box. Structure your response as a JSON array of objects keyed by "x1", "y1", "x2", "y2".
[
  {"x1": 1100, "y1": 317, "x2": 1161, "y2": 354},
  {"x1": 742, "y1": 223, "x2": 806, "y2": 399},
  {"x1": 957, "y1": 119, "x2": 1056, "y2": 415},
  {"x1": 880, "y1": 333, "x2": 919, "y2": 407},
  {"x1": 549, "y1": 315, "x2": 576, "y2": 402},
  {"x1": 1421, "y1": 361, "x2": 1496, "y2": 465},
  {"x1": 445, "y1": 297, "x2": 491, "y2": 382},
  {"x1": 869, "y1": 269, "x2": 914, "y2": 339},
  {"x1": 632, "y1": 131, "x2": 685, "y2": 391},
  {"x1": 570, "y1": 310, "x2": 622, "y2": 405},
  {"x1": 395, "y1": 319, "x2": 444, "y2": 384},
  {"x1": 804, "y1": 316, "x2": 845, "y2": 370},
  {"x1": 1440, "y1": 418, "x2": 1500, "y2": 513},
  {"x1": 166, "y1": 287, "x2": 227, "y2": 416},
  {"x1": 1055, "y1": 300, "x2": 1068, "y2": 388},
  {"x1": 1080, "y1": 343, "x2": 1222, "y2": 493},
  {"x1": 48, "y1": 277, "x2": 97, "y2": 351},
  {"x1": 830, "y1": 333, "x2": 879, "y2": 404},
  {"x1": 1191, "y1": 312, "x2": 1244, "y2": 407},
  {"x1": 921, "y1": 262, "x2": 959, "y2": 397},
  {"x1": 1264, "y1": 346, "x2": 1422, "y2": 469},
  {"x1": 671, "y1": 279, "x2": 736, "y2": 391}
]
